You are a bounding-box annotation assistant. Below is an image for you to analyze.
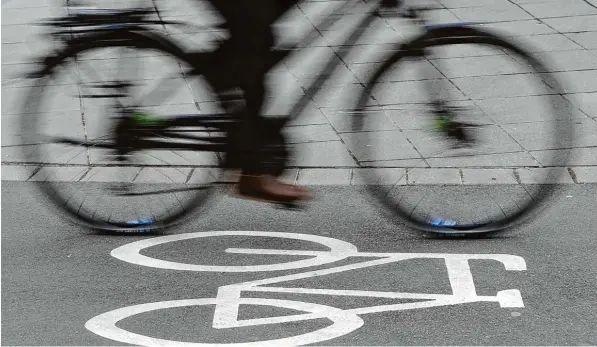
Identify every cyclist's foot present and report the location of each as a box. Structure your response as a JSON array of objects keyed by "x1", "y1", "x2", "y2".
[{"x1": 235, "y1": 174, "x2": 311, "y2": 204}]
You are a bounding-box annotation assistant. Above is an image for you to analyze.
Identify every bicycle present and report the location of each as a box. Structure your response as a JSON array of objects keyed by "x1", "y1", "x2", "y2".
[{"x1": 19, "y1": 0, "x2": 575, "y2": 235}]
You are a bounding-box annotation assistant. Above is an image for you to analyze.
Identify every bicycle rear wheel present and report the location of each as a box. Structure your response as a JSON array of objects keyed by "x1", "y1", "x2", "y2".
[
  {"x1": 350, "y1": 25, "x2": 575, "y2": 234},
  {"x1": 20, "y1": 30, "x2": 225, "y2": 232}
]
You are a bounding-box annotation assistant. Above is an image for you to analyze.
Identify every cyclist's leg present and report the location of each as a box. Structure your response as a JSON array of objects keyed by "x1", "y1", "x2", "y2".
[
  {"x1": 232, "y1": 15, "x2": 311, "y2": 202},
  {"x1": 207, "y1": 0, "x2": 309, "y2": 202},
  {"x1": 209, "y1": 0, "x2": 273, "y2": 174}
]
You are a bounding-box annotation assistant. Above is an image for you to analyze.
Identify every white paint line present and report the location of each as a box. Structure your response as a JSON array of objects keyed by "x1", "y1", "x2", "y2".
[
  {"x1": 111, "y1": 230, "x2": 358, "y2": 272},
  {"x1": 217, "y1": 251, "x2": 526, "y2": 291},
  {"x1": 228, "y1": 257, "x2": 399, "y2": 287},
  {"x1": 251, "y1": 286, "x2": 458, "y2": 300},
  {"x1": 347, "y1": 298, "x2": 469, "y2": 315},
  {"x1": 249, "y1": 286, "x2": 523, "y2": 312},
  {"x1": 225, "y1": 248, "x2": 527, "y2": 270},
  {"x1": 225, "y1": 248, "x2": 340, "y2": 257},
  {"x1": 218, "y1": 311, "x2": 325, "y2": 328},
  {"x1": 348, "y1": 289, "x2": 524, "y2": 315},
  {"x1": 210, "y1": 257, "x2": 397, "y2": 330},
  {"x1": 212, "y1": 286, "x2": 243, "y2": 329},
  {"x1": 444, "y1": 257, "x2": 477, "y2": 298},
  {"x1": 496, "y1": 289, "x2": 525, "y2": 308},
  {"x1": 85, "y1": 298, "x2": 364, "y2": 346}
]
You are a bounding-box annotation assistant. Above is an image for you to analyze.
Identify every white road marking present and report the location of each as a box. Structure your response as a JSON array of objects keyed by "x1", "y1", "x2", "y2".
[
  {"x1": 85, "y1": 298, "x2": 364, "y2": 347},
  {"x1": 445, "y1": 257, "x2": 477, "y2": 298},
  {"x1": 88, "y1": 230, "x2": 527, "y2": 346},
  {"x1": 110, "y1": 230, "x2": 357, "y2": 272},
  {"x1": 212, "y1": 252, "x2": 525, "y2": 329}
]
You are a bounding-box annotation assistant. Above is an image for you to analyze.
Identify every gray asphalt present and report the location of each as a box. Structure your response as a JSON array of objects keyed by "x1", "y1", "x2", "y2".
[{"x1": 2, "y1": 181, "x2": 597, "y2": 346}]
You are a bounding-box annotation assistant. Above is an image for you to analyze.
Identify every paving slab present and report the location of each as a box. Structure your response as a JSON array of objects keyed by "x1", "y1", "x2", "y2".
[
  {"x1": 475, "y1": 94, "x2": 584, "y2": 124},
  {"x1": 451, "y1": 74, "x2": 552, "y2": 99},
  {"x1": 552, "y1": 70, "x2": 597, "y2": 94},
  {"x1": 564, "y1": 92, "x2": 597, "y2": 117},
  {"x1": 570, "y1": 166, "x2": 597, "y2": 183},
  {"x1": 2, "y1": 84, "x2": 81, "y2": 116},
  {"x1": 429, "y1": 55, "x2": 532, "y2": 78},
  {"x1": 81, "y1": 167, "x2": 141, "y2": 183},
  {"x1": 285, "y1": 124, "x2": 342, "y2": 143},
  {"x1": 407, "y1": 168, "x2": 462, "y2": 185},
  {"x1": 133, "y1": 167, "x2": 193, "y2": 184},
  {"x1": 296, "y1": 168, "x2": 352, "y2": 185},
  {"x1": 292, "y1": 141, "x2": 358, "y2": 167},
  {"x1": 340, "y1": 130, "x2": 421, "y2": 162},
  {"x1": 501, "y1": 120, "x2": 595, "y2": 152},
  {"x1": 518, "y1": 0, "x2": 597, "y2": 19},
  {"x1": 531, "y1": 147, "x2": 597, "y2": 166},
  {"x1": 351, "y1": 167, "x2": 407, "y2": 185},
  {"x1": 531, "y1": 50, "x2": 597, "y2": 72},
  {"x1": 427, "y1": 152, "x2": 541, "y2": 167},
  {"x1": 479, "y1": 20, "x2": 556, "y2": 36},
  {"x1": 29, "y1": 166, "x2": 88, "y2": 182},
  {"x1": 403, "y1": 126, "x2": 525, "y2": 157},
  {"x1": 516, "y1": 167, "x2": 575, "y2": 184},
  {"x1": 438, "y1": 0, "x2": 515, "y2": 8},
  {"x1": 461, "y1": 168, "x2": 519, "y2": 184},
  {"x1": 2, "y1": 0, "x2": 64, "y2": 8},
  {"x1": 564, "y1": 32, "x2": 597, "y2": 50},
  {"x1": 0, "y1": 165, "x2": 39, "y2": 181},
  {"x1": 449, "y1": 3, "x2": 534, "y2": 22},
  {"x1": 0, "y1": 6, "x2": 66, "y2": 26},
  {"x1": 510, "y1": 33, "x2": 584, "y2": 52},
  {"x1": 542, "y1": 15, "x2": 597, "y2": 33},
  {"x1": 322, "y1": 107, "x2": 397, "y2": 133}
]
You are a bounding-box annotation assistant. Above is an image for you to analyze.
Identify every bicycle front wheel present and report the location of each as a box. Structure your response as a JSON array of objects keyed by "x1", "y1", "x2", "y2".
[
  {"x1": 350, "y1": 25, "x2": 576, "y2": 234},
  {"x1": 20, "y1": 30, "x2": 225, "y2": 232}
]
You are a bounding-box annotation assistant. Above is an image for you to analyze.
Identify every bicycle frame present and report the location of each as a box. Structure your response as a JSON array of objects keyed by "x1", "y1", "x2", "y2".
[{"x1": 46, "y1": 0, "x2": 444, "y2": 156}]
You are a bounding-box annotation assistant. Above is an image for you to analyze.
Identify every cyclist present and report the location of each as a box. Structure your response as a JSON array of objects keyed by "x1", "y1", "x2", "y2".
[
  {"x1": 204, "y1": 0, "x2": 398, "y2": 205},
  {"x1": 202, "y1": 0, "x2": 310, "y2": 205}
]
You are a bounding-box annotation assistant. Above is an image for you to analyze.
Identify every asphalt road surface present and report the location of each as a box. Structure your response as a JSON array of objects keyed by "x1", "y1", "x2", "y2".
[{"x1": 2, "y1": 181, "x2": 597, "y2": 346}]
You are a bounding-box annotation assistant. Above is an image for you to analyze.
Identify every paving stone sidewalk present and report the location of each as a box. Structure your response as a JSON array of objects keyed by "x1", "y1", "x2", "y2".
[{"x1": 2, "y1": 0, "x2": 597, "y2": 184}]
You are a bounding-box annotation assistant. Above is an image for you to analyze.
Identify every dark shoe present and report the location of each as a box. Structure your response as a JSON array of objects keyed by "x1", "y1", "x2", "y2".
[{"x1": 235, "y1": 174, "x2": 310, "y2": 204}]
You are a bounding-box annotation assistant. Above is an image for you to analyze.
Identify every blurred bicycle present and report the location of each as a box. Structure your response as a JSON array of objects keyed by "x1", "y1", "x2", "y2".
[{"x1": 19, "y1": 0, "x2": 575, "y2": 235}]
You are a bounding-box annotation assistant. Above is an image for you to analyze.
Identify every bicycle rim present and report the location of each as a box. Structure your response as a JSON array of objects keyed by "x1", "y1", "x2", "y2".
[
  {"x1": 20, "y1": 31, "x2": 224, "y2": 232},
  {"x1": 350, "y1": 26, "x2": 575, "y2": 234}
]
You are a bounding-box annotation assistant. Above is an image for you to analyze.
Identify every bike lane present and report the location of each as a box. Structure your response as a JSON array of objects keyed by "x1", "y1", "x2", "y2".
[{"x1": 2, "y1": 182, "x2": 596, "y2": 346}]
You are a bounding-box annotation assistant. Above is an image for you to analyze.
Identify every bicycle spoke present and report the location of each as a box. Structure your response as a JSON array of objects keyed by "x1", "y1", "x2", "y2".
[
  {"x1": 22, "y1": 31, "x2": 220, "y2": 231},
  {"x1": 351, "y1": 25, "x2": 574, "y2": 233}
]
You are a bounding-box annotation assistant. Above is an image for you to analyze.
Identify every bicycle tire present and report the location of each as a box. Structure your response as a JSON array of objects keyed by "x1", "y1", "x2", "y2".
[
  {"x1": 351, "y1": 25, "x2": 575, "y2": 234},
  {"x1": 20, "y1": 29, "x2": 223, "y2": 232}
]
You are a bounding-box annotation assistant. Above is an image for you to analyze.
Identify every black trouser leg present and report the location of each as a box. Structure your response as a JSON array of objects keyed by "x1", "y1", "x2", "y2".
[
  {"x1": 238, "y1": 68, "x2": 268, "y2": 175},
  {"x1": 207, "y1": 0, "x2": 278, "y2": 175},
  {"x1": 232, "y1": 30, "x2": 274, "y2": 175}
]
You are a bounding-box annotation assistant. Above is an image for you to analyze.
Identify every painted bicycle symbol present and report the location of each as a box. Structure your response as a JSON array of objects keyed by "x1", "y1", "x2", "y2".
[{"x1": 86, "y1": 231, "x2": 527, "y2": 346}]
